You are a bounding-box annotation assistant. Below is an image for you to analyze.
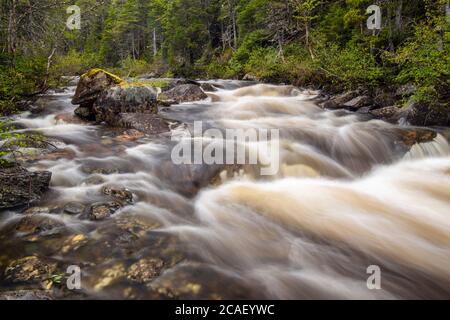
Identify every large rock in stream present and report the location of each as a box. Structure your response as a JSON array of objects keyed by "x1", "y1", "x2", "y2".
[
  {"x1": 72, "y1": 69, "x2": 171, "y2": 134},
  {"x1": 72, "y1": 69, "x2": 124, "y2": 106},
  {"x1": 160, "y1": 84, "x2": 207, "y2": 103},
  {"x1": 0, "y1": 166, "x2": 52, "y2": 210},
  {"x1": 93, "y1": 85, "x2": 159, "y2": 123}
]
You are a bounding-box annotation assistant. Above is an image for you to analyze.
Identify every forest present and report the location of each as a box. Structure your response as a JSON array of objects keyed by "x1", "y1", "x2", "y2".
[{"x1": 1, "y1": 0, "x2": 449, "y2": 115}]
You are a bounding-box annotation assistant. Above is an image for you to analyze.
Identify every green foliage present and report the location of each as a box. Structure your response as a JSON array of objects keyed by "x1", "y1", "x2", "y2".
[
  {"x1": 315, "y1": 41, "x2": 384, "y2": 89},
  {"x1": 117, "y1": 57, "x2": 152, "y2": 77},
  {"x1": 391, "y1": 25, "x2": 449, "y2": 88},
  {"x1": 0, "y1": 121, "x2": 48, "y2": 168},
  {"x1": 51, "y1": 50, "x2": 99, "y2": 77}
]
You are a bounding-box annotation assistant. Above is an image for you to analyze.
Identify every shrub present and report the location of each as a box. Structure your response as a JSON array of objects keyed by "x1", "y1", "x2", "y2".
[{"x1": 315, "y1": 41, "x2": 384, "y2": 89}]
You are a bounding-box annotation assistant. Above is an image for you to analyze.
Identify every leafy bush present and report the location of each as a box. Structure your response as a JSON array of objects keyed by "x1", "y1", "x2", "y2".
[
  {"x1": 391, "y1": 25, "x2": 449, "y2": 91},
  {"x1": 117, "y1": 57, "x2": 152, "y2": 77},
  {"x1": 51, "y1": 50, "x2": 99, "y2": 77},
  {"x1": 315, "y1": 41, "x2": 384, "y2": 89}
]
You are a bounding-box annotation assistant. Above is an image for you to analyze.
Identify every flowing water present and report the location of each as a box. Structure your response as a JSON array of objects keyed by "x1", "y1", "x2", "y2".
[{"x1": 1, "y1": 81, "x2": 450, "y2": 299}]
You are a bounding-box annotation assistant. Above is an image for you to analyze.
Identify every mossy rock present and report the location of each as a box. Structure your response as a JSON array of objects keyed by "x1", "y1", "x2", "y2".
[{"x1": 82, "y1": 68, "x2": 125, "y2": 85}]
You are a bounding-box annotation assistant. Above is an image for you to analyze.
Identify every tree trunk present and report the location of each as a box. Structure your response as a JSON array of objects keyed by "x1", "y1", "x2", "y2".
[
  {"x1": 228, "y1": 0, "x2": 237, "y2": 50},
  {"x1": 153, "y1": 28, "x2": 157, "y2": 56},
  {"x1": 395, "y1": 0, "x2": 403, "y2": 32},
  {"x1": 305, "y1": 21, "x2": 314, "y2": 60},
  {"x1": 7, "y1": 0, "x2": 17, "y2": 66},
  {"x1": 41, "y1": 47, "x2": 57, "y2": 91}
]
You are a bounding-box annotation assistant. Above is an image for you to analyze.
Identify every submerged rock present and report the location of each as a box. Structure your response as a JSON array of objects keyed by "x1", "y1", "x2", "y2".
[
  {"x1": 63, "y1": 202, "x2": 86, "y2": 215},
  {"x1": 89, "y1": 201, "x2": 122, "y2": 221},
  {"x1": 15, "y1": 215, "x2": 63, "y2": 236},
  {"x1": 161, "y1": 84, "x2": 207, "y2": 103},
  {"x1": 102, "y1": 186, "x2": 133, "y2": 204},
  {"x1": 0, "y1": 166, "x2": 52, "y2": 210},
  {"x1": 127, "y1": 258, "x2": 165, "y2": 284},
  {"x1": 4, "y1": 256, "x2": 57, "y2": 284},
  {"x1": 0, "y1": 290, "x2": 54, "y2": 300},
  {"x1": 115, "y1": 129, "x2": 145, "y2": 142}
]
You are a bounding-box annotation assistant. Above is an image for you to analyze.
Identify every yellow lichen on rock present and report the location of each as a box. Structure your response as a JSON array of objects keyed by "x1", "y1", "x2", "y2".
[{"x1": 81, "y1": 68, "x2": 125, "y2": 85}]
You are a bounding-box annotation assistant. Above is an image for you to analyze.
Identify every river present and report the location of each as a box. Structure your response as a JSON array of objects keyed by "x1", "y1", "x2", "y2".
[{"x1": 1, "y1": 80, "x2": 449, "y2": 299}]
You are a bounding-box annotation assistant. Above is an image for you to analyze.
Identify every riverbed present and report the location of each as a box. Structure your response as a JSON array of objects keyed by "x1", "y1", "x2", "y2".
[{"x1": 1, "y1": 80, "x2": 450, "y2": 299}]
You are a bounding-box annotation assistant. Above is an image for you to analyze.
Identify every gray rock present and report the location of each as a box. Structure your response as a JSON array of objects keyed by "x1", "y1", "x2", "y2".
[
  {"x1": 343, "y1": 96, "x2": 372, "y2": 110},
  {"x1": 72, "y1": 69, "x2": 123, "y2": 106},
  {"x1": 200, "y1": 83, "x2": 217, "y2": 92},
  {"x1": 116, "y1": 113, "x2": 170, "y2": 135},
  {"x1": 15, "y1": 215, "x2": 63, "y2": 236},
  {"x1": 63, "y1": 202, "x2": 85, "y2": 215},
  {"x1": 74, "y1": 105, "x2": 96, "y2": 121},
  {"x1": 102, "y1": 186, "x2": 133, "y2": 204},
  {"x1": 357, "y1": 107, "x2": 372, "y2": 114},
  {"x1": 322, "y1": 91, "x2": 360, "y2": 109},
  {"x1": 399, "y1": 101, "x2": 450, "y2": 126},
  {"x1": 0, "y1": 166, "x2": 52, "y2": 210},
  {"x1": 93, "y1": 86, "x2": 158, "y2": 125},
  {"x1": 89, "y1": 201, "x2": 122, "y2": 221},
  {"x1": 370, "y1": 106, "x2": 400, "y2": 122},
  {"x1": 162, "y1": 84, "x2": 207, "y2": 103}
]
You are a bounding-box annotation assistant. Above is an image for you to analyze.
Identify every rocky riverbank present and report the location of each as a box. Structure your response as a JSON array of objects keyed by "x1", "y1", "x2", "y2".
[{"x1": 312, "y1": 85, "x2": 449, "y2": 127}]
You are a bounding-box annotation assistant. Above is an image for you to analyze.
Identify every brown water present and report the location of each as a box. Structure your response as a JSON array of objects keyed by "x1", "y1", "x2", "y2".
[{"x1": 1, "y1": 81, "x2": 449, "y2": 299}]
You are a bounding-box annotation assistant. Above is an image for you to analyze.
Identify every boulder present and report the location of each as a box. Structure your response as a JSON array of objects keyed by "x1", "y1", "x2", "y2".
[
  {"x1": 72, "y1": 69, "x2": 124, "y2": 106},
  {"x1": 0, "y1": 166, "x2": 52, "y2": 210},
  {"x1": 373, "y1": 90, "x2": 396, "y2": 109},
  {"x1": 200, "y1": 83, "x2": 218, "y2": 92},
  {"x1": 93, "y1": 85, "x2": 158, "y2": 124},
  {"x1": 116, "y1": 113, "x2": 170, "y2": 135},
  {"x1": 74, "y1": 105, "x2": 96, "y2": 121},
  {"x1": 370, "y1": 106, "x2": 400, "y2": 123},
  {"x1": 399, "y1": 101, "x2": 450, "y2": 126},
  {"x1": 343, "y1": 95, "x2": 372, "y2": 110},
  {"x1": 161, "y1": 84, "x2": 207, "y2": 103},
  {"x1": 322, "y1": 91, "x2": 359, "y2": 109}
]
